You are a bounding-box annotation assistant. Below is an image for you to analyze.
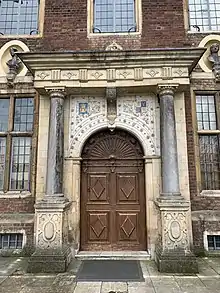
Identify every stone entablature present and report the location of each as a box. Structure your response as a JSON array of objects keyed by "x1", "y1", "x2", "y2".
[{"x1": 18, "y1": 48, "x2": 205, "y2": 92}]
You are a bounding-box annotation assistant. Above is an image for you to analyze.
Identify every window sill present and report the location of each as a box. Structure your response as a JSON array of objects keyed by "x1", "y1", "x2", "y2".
[
  {"x1": 200, "y1": 190, "x2": 220, "y2": 197},
  {"x1": 0, "y1": 34, "x2": 43, "y2": 39},
  {"x1": 187, "y1": 30, "x2": 220, "y2": 34},
  {"x1": 87, "y1": 31, "x2": 141, "y2": 38},
  {"x1": 0, "y1": 191, "x2": 32, "y2": 198}
]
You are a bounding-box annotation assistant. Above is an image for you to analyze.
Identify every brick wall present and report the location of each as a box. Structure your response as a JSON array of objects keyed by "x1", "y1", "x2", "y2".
[
  {"x1": 0, "y1": 0, "x2": 189, "y2": 51},
  {"x1": 0, "y1": 198, "x2": 35, "y2": 213}
]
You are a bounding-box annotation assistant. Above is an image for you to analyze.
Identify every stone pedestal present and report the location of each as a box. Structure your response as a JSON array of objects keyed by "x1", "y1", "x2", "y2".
[
  {"x1": 28, "y1": 88, "x2": 72, "y2": 273},
  {"x1": 155, "y1": 85, "x2": 198, "y2": 273},
  {"x1": 155, "y1": 197, "x2": 198, "y2": 273},
  {"x1": 27, "y1": 197, "x2": 72, "y2": 273}
]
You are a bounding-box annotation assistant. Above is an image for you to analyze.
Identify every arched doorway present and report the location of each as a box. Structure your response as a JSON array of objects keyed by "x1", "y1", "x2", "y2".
[{"x1": 80, "y1": 129, "x2": 146, "y2": 251}]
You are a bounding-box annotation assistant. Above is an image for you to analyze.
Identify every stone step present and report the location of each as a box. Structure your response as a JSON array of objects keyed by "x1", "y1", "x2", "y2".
[{"x1": 75, "y1": 251, "x2": 151, "y2": 260}]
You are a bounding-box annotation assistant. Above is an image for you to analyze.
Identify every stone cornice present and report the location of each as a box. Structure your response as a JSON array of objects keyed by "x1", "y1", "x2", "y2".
[
  {"x1": 18, "y1": 48, "x2": 205, "y2": 73},
  {"x1": 17, "y1": 48, "x2": 205, "y2": 92}
]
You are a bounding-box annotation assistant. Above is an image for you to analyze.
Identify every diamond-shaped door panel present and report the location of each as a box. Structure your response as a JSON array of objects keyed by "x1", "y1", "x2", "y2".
[
  {"x1": 117, "y1": 174, "x2": 138, "y2": 202},
  {"x1": 117, "y1": 213, "x2": 138, "y2": 241},
  {"x1": 88, "y1": 174, "x2": 108, "y2": 202},
  {"x1": 88, "y1": 213, "x2": 109, "y2": 241}
]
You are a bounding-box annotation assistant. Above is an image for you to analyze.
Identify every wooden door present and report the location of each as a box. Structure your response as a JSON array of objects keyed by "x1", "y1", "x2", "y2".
[{"x1": 80, "y1": 130, "x2": 146, "y2": 251}]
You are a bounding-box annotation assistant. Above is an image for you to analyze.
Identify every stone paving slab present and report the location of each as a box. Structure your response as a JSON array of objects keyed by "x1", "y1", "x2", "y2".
[{"x1": 1, "y1": 257, "x2": 220, "y2": 292}]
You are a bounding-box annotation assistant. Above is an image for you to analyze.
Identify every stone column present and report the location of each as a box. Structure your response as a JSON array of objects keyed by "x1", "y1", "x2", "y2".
[
  {"x1": 46, "y1": 89, "x2": 65, "y2": 196},
  {"x1": 155, "y1": 85, "x2": 198, "y2": 273},
  {"x1": 159, "y1": 85, "x2": 180, "y2": 197},
  {"x1": 28, "y1": 88, "x2": 72, "y2": 273}
]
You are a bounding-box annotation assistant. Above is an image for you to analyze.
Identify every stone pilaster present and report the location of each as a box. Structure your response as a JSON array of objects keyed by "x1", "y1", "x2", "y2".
[
  {"x1": 28, "y1": 88, "x2": 72, "y2": 273},
  {"x1": 155, "y1": 85, "x2": 198, "y2": 273}
]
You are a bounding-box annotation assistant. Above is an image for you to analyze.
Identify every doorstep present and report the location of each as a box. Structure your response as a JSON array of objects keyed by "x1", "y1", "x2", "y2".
[{"x1": 75, "y1": 251, "x2": 151, "y2": 260}]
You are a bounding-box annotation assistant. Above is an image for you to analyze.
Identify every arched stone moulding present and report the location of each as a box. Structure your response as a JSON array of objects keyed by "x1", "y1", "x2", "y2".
[
  {"x1": 198, "y1": 34, "x2": 220, "y2": 73},
  {"x1": 0, "y1": 40, "x2": 29, "y2": 77}
]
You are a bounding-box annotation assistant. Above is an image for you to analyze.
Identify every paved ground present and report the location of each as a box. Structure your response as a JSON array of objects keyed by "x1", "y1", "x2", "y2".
[{"x1": 1, "y1": 257, "x2": 220, "y2": 292}]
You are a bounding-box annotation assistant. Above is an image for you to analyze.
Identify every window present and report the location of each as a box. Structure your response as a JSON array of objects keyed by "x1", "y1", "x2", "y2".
[
  {"x1": 0, "y1": 233, "x2": 23, "y2": 249},
  {"x1": 188, "y1": 0, "x2": 220, "y2": 32},
  {"x1": 196, "y1": 94, "x2": 220, "y2": 190},
  {"x1": 93, "y1": 0, "x2": 136, "y2": 33},
  {"x1": 0, "y1": 97, "x2": 34, "y2": 192},
  {"x1": 0, "y1": 0, "x2": 40, "y2": 35},
  {"x1": 207, "y1": 235, "x2": 220, "y2": 250}
]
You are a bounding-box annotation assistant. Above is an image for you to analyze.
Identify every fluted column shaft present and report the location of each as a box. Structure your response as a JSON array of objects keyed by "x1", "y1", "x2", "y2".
[
  {"x1": 158, "y1": 85, "x2": 180, "y2": 195},
  {"x1": 46, "y1": 89, "x2": 65, "y2": 196}
]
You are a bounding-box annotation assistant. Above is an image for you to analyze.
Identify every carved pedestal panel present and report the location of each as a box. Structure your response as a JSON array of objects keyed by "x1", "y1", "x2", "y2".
[
  {"x1": 27, "y1": 198, "x2": 72, "y2": 273},
  {"x1": 155, "y1": 197, "x2": 198, "y2": 273}
]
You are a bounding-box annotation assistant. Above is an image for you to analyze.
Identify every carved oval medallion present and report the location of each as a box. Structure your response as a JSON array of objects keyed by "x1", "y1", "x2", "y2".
[
  {"x1": 44, "y1": 221, "x2": 55, "y2": 240},
  {"x1": 170, "y1": 220, "x2": 181, "y2": 239}
]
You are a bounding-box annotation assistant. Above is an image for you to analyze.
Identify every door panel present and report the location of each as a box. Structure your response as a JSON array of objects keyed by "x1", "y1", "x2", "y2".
[
  {"x1": 117, "y1": 174, "x2": 138, "y2": 202},
  {"x1": 88, "y1": 174, "x2": 109, "y2": 202},
  {"x1": 88, "y1": 212, "x2": 109, "y2": 241},
  {"x1": 117, "y1": 212, "x2": 138, "y2": 241}
]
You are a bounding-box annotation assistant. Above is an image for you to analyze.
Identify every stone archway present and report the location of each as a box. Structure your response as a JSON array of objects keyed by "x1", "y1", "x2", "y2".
[{"x1": 80, "y1": 128, "x2": 147, "y2": 251}]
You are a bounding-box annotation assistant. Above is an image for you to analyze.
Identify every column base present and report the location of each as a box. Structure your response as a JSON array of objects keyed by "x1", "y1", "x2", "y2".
[
  {"x1": 155, "y1": 246, "x2": 198, "y2": 273},
  {"x1": 27, "y1": 245, "x2": 72, "y2": 273}
]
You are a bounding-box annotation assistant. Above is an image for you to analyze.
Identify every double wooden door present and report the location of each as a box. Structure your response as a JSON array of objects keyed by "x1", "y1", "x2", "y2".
[{"x1": 80, "y1": 130, "x2": 146, "y2": 251}]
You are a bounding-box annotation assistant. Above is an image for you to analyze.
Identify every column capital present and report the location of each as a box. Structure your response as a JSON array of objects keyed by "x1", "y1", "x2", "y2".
[
  {"x1": 45, "y1": 87, "x2": 66, "y2": 99},
  {"x1": 157, "y1": 84, "x2": 179, "y2": 97}
]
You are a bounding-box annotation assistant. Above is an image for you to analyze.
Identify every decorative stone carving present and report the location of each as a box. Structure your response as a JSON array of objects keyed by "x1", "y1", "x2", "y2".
[
  {"x1": 117, "y1": 96, "x2": 157, "y2": 155},
  {"x1": 162, "y1": 67, "x2": 173, "y2": 79},
  {"x1": 37, "y1": 212, "x2": 62, "y2": 248},
  {"x1": 106, "y1": 87, "x2": 117, "y2": 127},
  {"x1": 105, "y1": 41, "x2": 123, "y2": 51},
  {"x1": 118, "y1": 70, "x2": 132, "y2": 79},
  {"x1": 134, "y1": 68, "x2": 143, "y2": 80},
  {"x1": 36, "y1": 71, "x2": 50, "y2": 80},
  {"x1": 145, "y1": 69, "x2": 160, "y2": 78},
  {"x1": 51, "y1": 69, "x2": 61, "y2": 82},
  {"x1": 208, "y1": 43, "x2": 220, "y2": 82},
  {"x1": 79, "y1": 69, "x2": 88, "y2": 82},
  {"x1": 68, "y1": 96, "x2": 107, "y2": 157},
  {"x1": 6, "y1": 48, "x2": 22, "y2": 87},
  {"x1": 68, "y1": 94, "x2": 158, "y2": 157}
]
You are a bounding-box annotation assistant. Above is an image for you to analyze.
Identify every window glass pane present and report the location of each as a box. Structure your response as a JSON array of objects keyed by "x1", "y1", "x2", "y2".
[
  {"x1": 14, "y1": 98, "x2": 34, "y2": 131},
  {"x1": 94, "y1": 0, "x2": 135, "y2": 33},
  {"x1": 199, "y1": 135, "x2": 220, "y2": 190},
  {"x1": 0, "y1": 99, "x2": 9, "y2": 131},
  {"x1": 188, "y1": 0, "x2": 220, "y2": 31},
  {"x1": 10, "y1": 137, "x2": 31, "y2": 190},
  {"x1": 0, "y1": 0, "x2": 39, "y2": 35},
  {"x1": 196, "y1": 95, "x2": 217, "y2": 130},
  {"x1": 0, "y1": 138, "x2": 6, "y2": 190}
]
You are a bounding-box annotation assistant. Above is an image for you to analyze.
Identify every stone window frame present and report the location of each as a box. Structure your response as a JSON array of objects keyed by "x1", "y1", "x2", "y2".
[
  {"x1": 193, "y1": 90, "x2": 220, "y2": 194},
  {"x1": 0, "y1": 0, "x2": 45, "y2": 38},
  {"x1": 87, "y1": 0, "x2": 142, "y2": 37},
  {"x1": 0, "y1": 93, "x2": 38, "y2": 196},
  {"x1": 185, "y1": 0, "x2": 220, "y2": 33}
]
